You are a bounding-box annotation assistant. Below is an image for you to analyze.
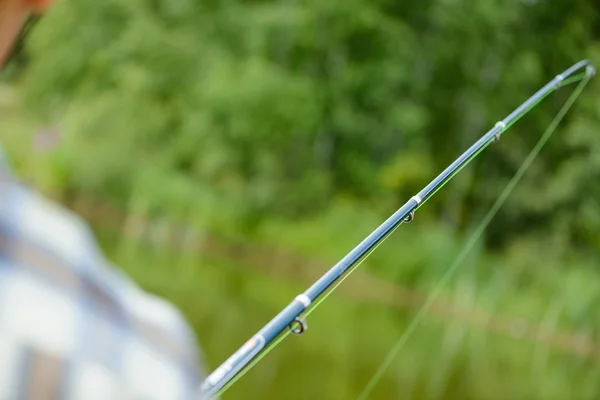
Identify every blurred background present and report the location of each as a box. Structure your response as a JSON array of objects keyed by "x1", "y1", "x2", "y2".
[{"x1": 2, "y1": 0, "x2": 600, "y2": 398}]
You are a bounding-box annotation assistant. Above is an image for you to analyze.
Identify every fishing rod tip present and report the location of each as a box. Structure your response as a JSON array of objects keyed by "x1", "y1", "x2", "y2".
[{"x1": 586, "y1": 64, "x2": 596, "y2": 78}]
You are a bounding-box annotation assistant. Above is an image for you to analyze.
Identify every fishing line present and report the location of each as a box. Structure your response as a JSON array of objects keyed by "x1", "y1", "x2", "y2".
[{"x1": 356, "y1": 73, "x2": 592, "y2": 400}]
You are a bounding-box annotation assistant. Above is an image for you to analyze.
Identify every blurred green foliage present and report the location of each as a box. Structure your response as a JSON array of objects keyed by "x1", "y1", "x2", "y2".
[{"x1": 3, "y1": 0, "x2": 600, "y2": 398}]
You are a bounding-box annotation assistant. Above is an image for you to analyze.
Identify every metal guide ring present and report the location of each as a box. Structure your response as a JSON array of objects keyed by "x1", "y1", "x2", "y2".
[
  {"x1": 555, "y1": 74, "x2": 564, "y2": 89},
  {"x1": 493, "y1": 121, "x2": 506, "y2": 142},
  {"x1": 403, "y1": 210, "x2": 415, "y2": 223},
  {"x1": 288, "y1": 317, "x2": 307, "y2": 335},
  {"x1": 586, "y1": 65, "x2": 596, "y2": 77}
]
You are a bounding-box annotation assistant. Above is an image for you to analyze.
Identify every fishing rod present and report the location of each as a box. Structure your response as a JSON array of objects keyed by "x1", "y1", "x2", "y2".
[{"x1": 199, "y1": 59, "x2": 595, "y2": 399}]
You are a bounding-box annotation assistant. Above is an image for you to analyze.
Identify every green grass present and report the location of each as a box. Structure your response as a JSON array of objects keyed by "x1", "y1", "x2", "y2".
[{"x1": 94, "y1": 227, "x2": 600, "y2": 400}]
